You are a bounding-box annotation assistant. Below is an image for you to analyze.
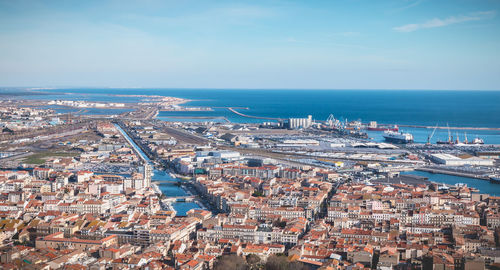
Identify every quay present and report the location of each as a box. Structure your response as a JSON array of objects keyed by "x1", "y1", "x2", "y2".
[
  {"x1": 151, "y1": 183, "x2": 162, "y2": 195},
  {"x1": 415, "y1": 167, "x2": 490, "y2": 180},
  {"x1": 227, "y1": 107, "x2": 282, "y2": 121}
]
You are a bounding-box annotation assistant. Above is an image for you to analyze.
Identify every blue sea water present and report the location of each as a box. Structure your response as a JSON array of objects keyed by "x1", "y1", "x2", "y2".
[
  {"x1": 19, "y1": 88, "x2": 500, "y2": 144},
  {"x1": 23, "y1": 88, "x2": 500, "y2": 128}
]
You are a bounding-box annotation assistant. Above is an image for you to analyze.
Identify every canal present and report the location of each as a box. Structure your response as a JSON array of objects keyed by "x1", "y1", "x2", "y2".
[
  {"x1": 114, "y1": 124, "x2": 202, "y2": 216},
  {"x1": 153, "y1": 170, "x2": 202, "y2": 216}
]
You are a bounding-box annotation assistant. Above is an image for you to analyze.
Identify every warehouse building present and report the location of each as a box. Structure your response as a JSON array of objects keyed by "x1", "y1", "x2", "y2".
[{"x1": 430, "y1": 153, "x2": 494, "y2": 166}]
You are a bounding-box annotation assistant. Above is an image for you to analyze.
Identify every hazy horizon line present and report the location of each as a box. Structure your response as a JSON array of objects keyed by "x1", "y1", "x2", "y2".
[{"x1": 1, "y1": 86, "x2": 500, "y2": 92}]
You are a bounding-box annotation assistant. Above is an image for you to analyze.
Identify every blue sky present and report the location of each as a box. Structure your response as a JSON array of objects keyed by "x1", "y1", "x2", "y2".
[{"x1": 0, "y1": 0, "x2": 499, "y2": 90}]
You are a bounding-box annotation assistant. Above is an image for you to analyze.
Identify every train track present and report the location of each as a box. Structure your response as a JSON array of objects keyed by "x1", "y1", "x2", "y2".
[{"x1": 162, "y1": 127, "x2": 209, "y2": 145}]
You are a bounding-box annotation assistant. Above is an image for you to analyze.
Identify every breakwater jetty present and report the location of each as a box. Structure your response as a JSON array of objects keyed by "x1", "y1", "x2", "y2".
[{"x1": 227, "y1": 107, "x2": 282, "y2": 121}]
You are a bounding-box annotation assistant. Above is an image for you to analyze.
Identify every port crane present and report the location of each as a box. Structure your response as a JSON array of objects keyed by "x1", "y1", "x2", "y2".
[
  {"x1": 447, "y1": 123, "x2": 452, "y2": 143},
  {"x1": 326, "y1": 114, "x2": 341, "y2": 128},
  {"x1": 326, "y1": 114, "x2": 335, "y2": 127},
  {"x1": 427, "y1": 124, "x2": 438, "y2": 145}
]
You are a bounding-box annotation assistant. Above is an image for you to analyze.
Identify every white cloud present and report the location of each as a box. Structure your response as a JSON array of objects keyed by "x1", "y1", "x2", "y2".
[
  {"x1": 394, "y1": 10, "x2": 496, "y2": 32},
  {"x1": 396, "y1": 0, "x2": 424, "y2": 12}
]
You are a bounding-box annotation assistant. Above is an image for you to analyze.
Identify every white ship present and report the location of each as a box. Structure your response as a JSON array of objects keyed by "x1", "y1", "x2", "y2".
[
  {"x1": 470, "y1": 137, "x2": 484, "y2": 144},
  {"x1": 490, "y1": 175, "x2": 500, "y2": 184},
  {"x1": 383, "y1": 131, "x2": 414, "y2": 144}
]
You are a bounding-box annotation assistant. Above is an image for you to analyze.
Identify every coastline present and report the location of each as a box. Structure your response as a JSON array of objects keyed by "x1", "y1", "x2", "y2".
[{"x1": 110, "y1": 94, "x2": 192, "y2": 105}]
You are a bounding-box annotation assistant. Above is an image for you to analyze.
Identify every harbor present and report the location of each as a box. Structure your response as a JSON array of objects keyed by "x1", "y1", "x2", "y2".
[
  {"x1": 3, "y1": 89, "x2": 500, "y2": 269},
  {"x1": 3, "y1": 0, "x2": 500, "y2": 266}
]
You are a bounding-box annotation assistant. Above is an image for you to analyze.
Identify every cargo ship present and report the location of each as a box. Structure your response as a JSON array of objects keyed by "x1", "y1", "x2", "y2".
[
  {"x1": 437, "y1": 123, "x2": 453, "y2": 144},
  {"x1": 468, "y1": 136, "x2": 485, "y2": 145},
  {"x1": 436, "y1": 132, "x2": 484, "y2": 145},
  {"x1": 433, "y1": 124, "x2": 485, "y2": 145},
  {"x1": 383, "y1": 131, "x2": 414, "y2": 144}
]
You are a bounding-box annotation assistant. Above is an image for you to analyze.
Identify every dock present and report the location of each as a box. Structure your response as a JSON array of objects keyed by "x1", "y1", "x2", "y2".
[{"x1": 416, "y1": 167, "x2": 490, "y2": 180}]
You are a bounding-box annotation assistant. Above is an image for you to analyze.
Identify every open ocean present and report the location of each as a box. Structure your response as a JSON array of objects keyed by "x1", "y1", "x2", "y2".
[
  {"x1": 15, "y1": 88, "x2": 500, "y2": 144},
  {"x1": 14, "y1": 88, "x2": 500, "y2": 125}
]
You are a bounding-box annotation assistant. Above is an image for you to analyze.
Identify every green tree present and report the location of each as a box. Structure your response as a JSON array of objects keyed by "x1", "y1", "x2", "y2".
[
  {"x1": 246, "y1": 254, "x2": 261, "y2": 269},
  {"x1": 215, "y1": 255, "x2": 249, "y2": 270},
  {"x1": 272, "y1": 220, "x2": 287, "y2": 228},
  {"x1": 252, "y1": 191, "x2": 264, "y2": 197},
  {"x1": 264, "y1": 255, "x2": 309, "y2": 270}
]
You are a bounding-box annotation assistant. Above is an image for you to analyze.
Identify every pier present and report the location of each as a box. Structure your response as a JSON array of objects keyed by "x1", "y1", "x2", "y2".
[{"x1": 227, "y1": 107, "x2": 282, "y2": 121}]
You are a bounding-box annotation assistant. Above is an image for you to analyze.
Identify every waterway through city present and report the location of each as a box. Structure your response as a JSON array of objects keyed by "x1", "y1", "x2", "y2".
[
  {"x1": 402, "y1": 171, "x2": 500, "y2": 196},
  {"x1": 152, "y1": 170, "x2": 202, "y2": 216},
  {"x1": 114, "y1": 124, "x2": 202, "y2": 216}
]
